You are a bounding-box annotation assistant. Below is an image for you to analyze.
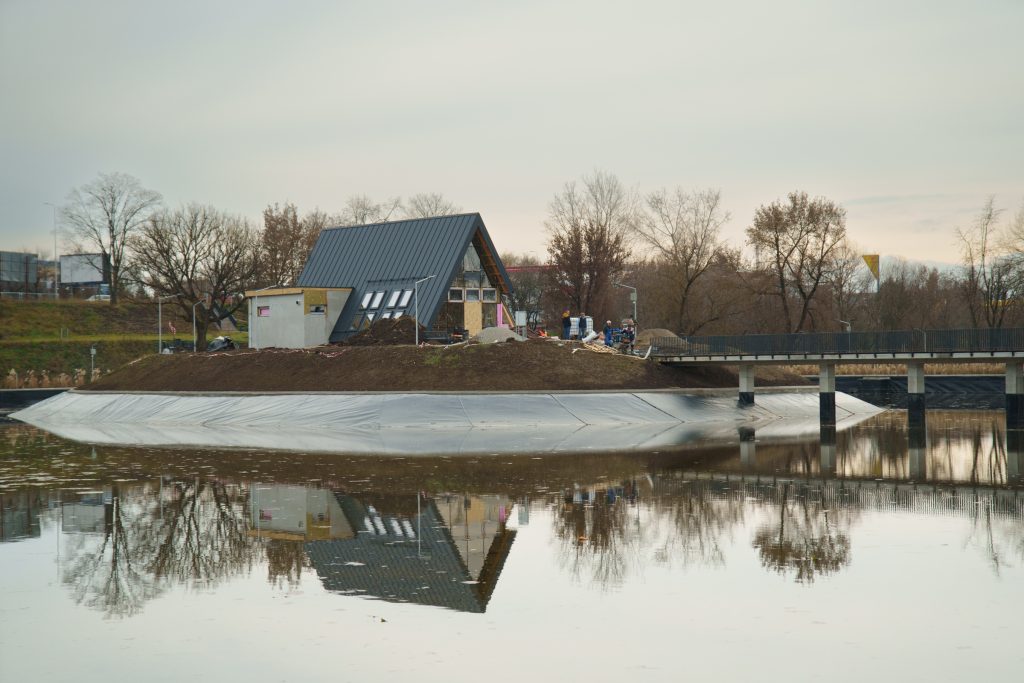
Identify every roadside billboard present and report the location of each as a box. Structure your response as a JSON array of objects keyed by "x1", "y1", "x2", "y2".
[{"x1": 60, "y1": 253, "x2": 110, "y2": 284}]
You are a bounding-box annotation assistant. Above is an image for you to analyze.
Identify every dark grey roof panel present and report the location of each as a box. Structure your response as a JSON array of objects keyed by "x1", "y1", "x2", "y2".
[{"x1": 296, "y1": 213, "x2": 511, "y2": 340}]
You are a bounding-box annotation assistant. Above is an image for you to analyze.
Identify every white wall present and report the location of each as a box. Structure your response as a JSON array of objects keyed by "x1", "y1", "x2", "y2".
[{"x1": 249, "y1": 293, "x2": 306, "y2": 349}]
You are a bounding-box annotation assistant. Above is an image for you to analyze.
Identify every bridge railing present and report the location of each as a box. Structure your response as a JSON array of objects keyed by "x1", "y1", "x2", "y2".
[{"x1": 649, "y1": 327, "x2": 1024, "y2": 358}]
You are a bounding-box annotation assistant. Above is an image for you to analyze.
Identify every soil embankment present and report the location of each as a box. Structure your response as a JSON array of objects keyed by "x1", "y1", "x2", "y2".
[{"x1": 88, "y1": 339, "x2": 807, "y2": 393}]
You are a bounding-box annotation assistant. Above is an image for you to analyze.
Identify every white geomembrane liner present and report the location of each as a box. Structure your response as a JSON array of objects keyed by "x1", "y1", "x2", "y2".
[{"x1": 11, "y1": 390, "x2": 882, "y2": 455}]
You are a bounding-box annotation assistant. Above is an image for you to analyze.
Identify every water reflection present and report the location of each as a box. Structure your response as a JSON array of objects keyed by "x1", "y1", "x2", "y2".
[{"x1": 2, "y1": 410, "x2": 1024, "y2": 620}]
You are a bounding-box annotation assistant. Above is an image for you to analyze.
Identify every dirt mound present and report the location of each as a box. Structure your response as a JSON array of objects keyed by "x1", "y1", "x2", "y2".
[
  {"x1": 87, "y1": 339, "x2": 809, "y2": 393},
  {"x1": 341, "y1": 317, "x2": 422, "y2": 346},
  {"x1": 636, "y1": 328, "x2": 679, "y2": 345}
]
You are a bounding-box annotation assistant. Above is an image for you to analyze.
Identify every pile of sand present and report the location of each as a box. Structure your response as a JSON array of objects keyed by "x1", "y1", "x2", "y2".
[
  {"x1": 471, "y1": 326, "x2": 525, "y2": 344},
  {"x1": 636, "y1": 328, "x2": 680, "y2": 345}
]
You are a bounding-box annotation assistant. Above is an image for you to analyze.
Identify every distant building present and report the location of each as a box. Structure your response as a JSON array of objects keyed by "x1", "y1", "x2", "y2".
[
  {"x1": 244, "y1": 287, "x2": 352, "y2": 349},
  {"x1": 295, "y1": 213, "x2": 514, "y2": 343},
  {"x1": 0, "y1": 251, "x2": 38, "y2": 296}
]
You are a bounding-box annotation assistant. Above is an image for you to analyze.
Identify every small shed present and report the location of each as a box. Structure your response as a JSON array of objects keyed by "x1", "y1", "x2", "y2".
[{"x1": 245, "y1": 287, "x2": 351, "y2": 349}]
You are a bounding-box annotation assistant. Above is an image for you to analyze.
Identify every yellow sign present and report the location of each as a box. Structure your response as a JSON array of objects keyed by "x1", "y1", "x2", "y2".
[{"x1": 862, "y1": 254, "x2": 880, "y2": 279}]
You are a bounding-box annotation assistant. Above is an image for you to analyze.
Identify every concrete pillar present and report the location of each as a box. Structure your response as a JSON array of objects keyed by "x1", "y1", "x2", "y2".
[
  {"x1": 739, "y1": 426, "x2": 756, "y2": 467},
  {"x1": 819, "y1": 363, "x2": 836, "y2": 427},
  {"x1": 1006, "y1": 362, "x2": 1024, "y2": 430},
  {"x1": 738, "y1": 364, "x2": 755, "y2": 406},
  {"x1": 908, "y1": 423, "x2": 927, "y2": 481},
  {"x1": 820, "y1": 426, "x2": 836, "y2": 475},
  {"x1": 907, "y1": 361, "x2": 926, "y2": 427}
]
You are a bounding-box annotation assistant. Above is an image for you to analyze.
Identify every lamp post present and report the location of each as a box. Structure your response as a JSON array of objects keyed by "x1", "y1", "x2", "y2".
[
  {"x1": 614, "y1": 282, "x2": 638, "y2": 327},
  {"x1": 413, "y1": 275, "x2": 435, "y2": 346},
  {"x1": 157, "y1": 294, "x2": 181, "y2": 353},
  {"x1": 43, "y1": 202, "x2": 58, "y2": 299}
]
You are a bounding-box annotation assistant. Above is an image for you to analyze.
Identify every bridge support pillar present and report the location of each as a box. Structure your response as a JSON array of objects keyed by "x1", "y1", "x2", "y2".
[
  {"x1": 1008, "y1": 428, "x2": 1023, "y2": 486},
  {"x1": 738, "y1": 364, "x2": 755, "y2": 406},
  {"x1": 908, "y1": 423, "x2": 927, "y2": 481},
  {"x1": 820, "y1": 425, "x2": 836, "y2": 474},
  {"x1": 1006, "y1": 362, "x2": 1024, "y2": 430},
  {"x1": 819, "y1": 363, "x2": 836, "y2": 427},
  {"x1": 739, "y1": 426, "x2": 756, "y2": 467},
  {"x1": 907, "y1": 362, "x2": 926, "y2": 427}
]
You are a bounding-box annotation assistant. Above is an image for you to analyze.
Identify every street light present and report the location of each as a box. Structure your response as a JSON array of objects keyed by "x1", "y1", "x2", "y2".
[
  {"x1": 614, "y1": 282, "x2": 638, "y2": 327},
  {"x1": 414, "y1": 275, "x2": 435, "y2": 346},
  {"x1": 157, "y1": 294, "x2": 182, "y2": 353},
  {"x1": 43, "y1": 202, "x2": 58, "y2": 299}
]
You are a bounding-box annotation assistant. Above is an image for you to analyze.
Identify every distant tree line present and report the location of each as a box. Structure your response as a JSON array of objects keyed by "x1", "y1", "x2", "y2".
[
  {"x1": 503, "y1": 170, "x2": 1024, "y2": 337},
  {"x1": 59, "y1": 170, "x2": 1024, "y2": 346}
]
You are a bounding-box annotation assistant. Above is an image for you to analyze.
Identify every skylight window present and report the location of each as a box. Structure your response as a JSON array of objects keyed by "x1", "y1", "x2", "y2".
[
  {"x1": 386, "y1": 291, "x2": 401, "y2": 308},
  {"x1": 360, "y1": 292, "x2": 374, "y2": 309},
  {"x1": 398, "y1": 289, "x2": 413, "y2": 307},
  {"x1": 370, "y1": 291, "x2": 384, "y2": 309}
]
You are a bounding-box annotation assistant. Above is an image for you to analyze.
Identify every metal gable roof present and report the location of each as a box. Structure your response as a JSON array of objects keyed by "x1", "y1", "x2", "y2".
[{"x1": 296, "y1": 213, "x2": 511, "y2": 340}]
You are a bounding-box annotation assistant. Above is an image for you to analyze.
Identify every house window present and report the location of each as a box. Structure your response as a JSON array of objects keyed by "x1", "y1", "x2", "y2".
[
  {"x1": 367, "y1": 312, "x2": 376, "y2": 322},
  {"x1": 360, "y1": 292, "x2": 373, "y2": 309},
  {"x1": 369, "y1": 291, "x2": 384, "y2": 309},
  {"x1": 393, "y1": 310, "x2": 403, "y2": 319},
  {"x1": 448, "y1": 288, "x2": 464, "y2": 302},
  {"x1": 466, "y1": 289, "x2": 481, "y2": 302},
  {"x1": 257, "y1": 306, "x2": 270, "y2": 317},
  {"x1": 380, "y1": 311, "x2": 392, "y2": 319},
  {"x1": 482, "y1": 288, "x2": 497, "y2": 302},
  {"x1": 398, "y1": 289, "x2": 413, "y2": 307},
  {"x1": 386, "y1": 291, "x2": 401, "y2": 308},
  {"x1": 309, "y1": 304, "x2": 326, "y2": 314}
]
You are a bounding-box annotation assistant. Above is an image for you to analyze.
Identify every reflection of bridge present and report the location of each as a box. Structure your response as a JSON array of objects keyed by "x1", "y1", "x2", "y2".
[
  {"x1": 658, "y1": 473, "x2": 1024, "y2": 520},
  {"x1": 650, "y1": 327, "x2": 1024, "y2": 426}
]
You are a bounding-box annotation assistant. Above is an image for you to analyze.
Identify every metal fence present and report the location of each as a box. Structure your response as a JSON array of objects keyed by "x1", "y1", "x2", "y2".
[{"x1": 650, "y1": 327, "x2": 1024, "y2": 358}]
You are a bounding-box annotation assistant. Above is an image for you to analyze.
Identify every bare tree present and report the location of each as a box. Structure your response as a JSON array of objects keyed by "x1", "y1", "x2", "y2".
[
  {"x1": 129, "y1": 204, "x2": 260, "y2": 348},
  {"x1": 823, "y1": 238, "x2": 867, "y2": 329},
  {"x1": 746, "y1": 191, "x2": 847, "y2": 332},
  {"x1": 546, "y1": 171, "x2": 637, "y2": 320},
  {"x1": 635, "y1": 188, "x2": 730, "y2": 333},
  {"x1": 331, "y1": 194, "x2": 403, "y2": 226},
  {"x1": 61, "y1": 172, "x2": 162, "y2": 304},
  {"x1": 259, "y1": 203, "x2": 326, "y2": 287},
  {"x1": 403, "y1": 192, "x2": 461, "y2": 219},
  {"x1": 959, "y1": 197, "x2": 1019, "y2": 328},
  {"x1": 502, "y1": 252, "x2": 551, "y2": 330}
]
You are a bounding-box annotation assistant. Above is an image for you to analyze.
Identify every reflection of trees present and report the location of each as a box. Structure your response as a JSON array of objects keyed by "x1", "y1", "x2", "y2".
[
  {"x1": 266, "y1": 540, "x2": 308, "y2": 588},
  {"x1": 140, "y1": 480, "x2": 257, "y2": 588},
  {"x1": 653, "y1": 482, "x2": 745, "y2": 568},
  {"x1": 62, "y1": 485, "x2": 161, "y2": 618},
  {"x1": 62, "y1": 479, "x2": 260, "y2": 617},
  {"x1": 751, "y1": 483, "x2": 851, "y2": 583},
  {"x1": 553, "y1": 485, "x2": 641, "y2": 587}
]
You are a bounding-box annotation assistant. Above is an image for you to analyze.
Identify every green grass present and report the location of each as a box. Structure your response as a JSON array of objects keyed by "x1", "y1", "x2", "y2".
[{"x1": 0, "y1": 300, "x2": 248, "y2": 382}]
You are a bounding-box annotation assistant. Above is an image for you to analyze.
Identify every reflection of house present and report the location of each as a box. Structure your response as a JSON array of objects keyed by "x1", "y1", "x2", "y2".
[
  {"x1": 248, "y1": 484, "x2": 355, "y2": 541},
  {"x1": 296, "y1": 213, "x2": 514, "y2": 342},
  {"x1": 305, "y1": 492, "x2": 516, "y2": 613}
]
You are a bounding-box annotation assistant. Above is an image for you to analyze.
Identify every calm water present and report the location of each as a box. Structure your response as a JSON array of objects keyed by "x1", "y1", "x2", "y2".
[{"x1": 2, "y1": 410, "x2": 1023, "y2": 682}]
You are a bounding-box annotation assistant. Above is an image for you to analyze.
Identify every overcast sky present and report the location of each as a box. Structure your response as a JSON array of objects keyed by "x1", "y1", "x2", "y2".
[{"x1": 1, "y1": 0, "x2": 1021, "y2": 264}]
